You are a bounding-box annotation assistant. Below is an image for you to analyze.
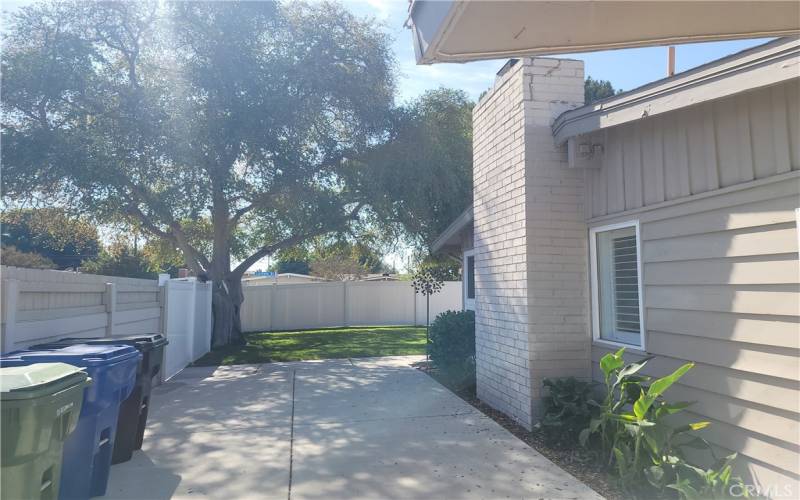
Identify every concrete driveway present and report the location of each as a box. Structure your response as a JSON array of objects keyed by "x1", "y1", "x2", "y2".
[{"x1": 104, "y1": 356, "x2": 603, "y2": 500}]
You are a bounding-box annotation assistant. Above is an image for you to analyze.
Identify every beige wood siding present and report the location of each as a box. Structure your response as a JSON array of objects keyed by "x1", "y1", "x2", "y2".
[
  {"x1": 589, "y1": 175, "x2": 800, "y2": 487},
  {"x1": 585, "y1": 80, "x2": 800, "y2": 219}
]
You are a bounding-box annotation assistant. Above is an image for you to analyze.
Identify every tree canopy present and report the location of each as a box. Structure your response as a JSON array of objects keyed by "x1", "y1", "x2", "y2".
[
  {"x1": 2, "y1": 1, "x2": 395, "y2": 345},
  {"x1": 81, "y1": 242, "x2": 158, "y2": 280},
  {"x1": 584, "y1": 76, "x2": 620, "y2": 104},
  {"x1": 270, "y1": 238, "x2": 390, "y2": 279},
  {"x1": 0, "y1": 208, "x2": 100, "y2": 268},
  {"x1": 364, "y1": 88, "x2": 473, "y2": 251}
]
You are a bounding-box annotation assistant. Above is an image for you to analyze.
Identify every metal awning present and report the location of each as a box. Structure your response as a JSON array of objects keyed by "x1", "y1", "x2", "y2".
[{"x1": 407, "y1": 1, "x2": 800, "y2": 64}]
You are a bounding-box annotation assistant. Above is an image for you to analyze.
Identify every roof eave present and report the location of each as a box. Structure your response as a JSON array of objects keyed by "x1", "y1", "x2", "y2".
[
  {"x1": 431, "y1": 205, "x2": 474, "y2": 254},
  {"x1": 552, "y1": 37, "x2": 800, "y2": 143}
]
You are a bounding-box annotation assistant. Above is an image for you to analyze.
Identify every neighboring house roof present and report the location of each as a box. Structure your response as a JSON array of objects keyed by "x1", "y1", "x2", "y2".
[
  {"x1": 242, "y1": 273, "x2": 331, "y2": 283},
  {"x1": 431, "y1": 205, "x2": 473, "y2": 253},
  {"x1": 278, "y1": 273, "x2": 326, "y2": 280},
  {"x1": 553, "y1": 37, "x2": 800, "y2": 144},
  {"x1": 359, "y1": 274, "x2": 400, "y2": 281},
  {"x1": 406, "y1": 1, "x2": 800, "y2": 64}
]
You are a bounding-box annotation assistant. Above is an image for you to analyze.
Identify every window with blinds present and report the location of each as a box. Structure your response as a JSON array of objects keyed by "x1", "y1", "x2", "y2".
[{"x1": 592, "y1": 223, "x2": 643, "y2": 347}]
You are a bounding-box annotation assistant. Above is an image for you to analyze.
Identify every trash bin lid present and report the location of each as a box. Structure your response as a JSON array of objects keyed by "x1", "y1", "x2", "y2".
[
  {"x1": 2, "y1": 344, "x2": 140, "y2": 368},
  {"x1": 56, "y1": 333, "x2": 169, "y2": 352},
  {"x1": 0, "y1": 363, "x2": 90, "y2": 400}
]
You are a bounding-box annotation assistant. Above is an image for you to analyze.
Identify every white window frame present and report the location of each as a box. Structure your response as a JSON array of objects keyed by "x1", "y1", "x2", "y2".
[
  {"x1": 589, "y1": 220, "x2": 646, "y2": 351},
  {"x1": 463, "y1": 249, "x2": 476, "y2": 311}
]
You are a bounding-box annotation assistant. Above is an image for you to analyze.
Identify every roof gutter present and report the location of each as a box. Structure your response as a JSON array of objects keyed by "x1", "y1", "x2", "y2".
[{"x1": 552, "y1": 37, "x2": 800, "y2": 143}]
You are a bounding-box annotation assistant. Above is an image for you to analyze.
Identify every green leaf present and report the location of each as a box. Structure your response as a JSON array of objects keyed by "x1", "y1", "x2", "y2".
[
  {"x1": 633, "y1": 393, "x2": 652, "y2": 421},
  {"x1": 688, "y1": 421, "x2": 710, "y2": 431},
  {"x1": 719, "y1": 464, "x2": 732, "y2": 485},
  {"x1": 578, "y1": 428, "x2": 591, "y2": 447},
  {"x1": 647, "y1": 362, "x2": 695, "y2": 400},
  {"x1": 616, "y1": 356, "x2": 655, "y2": 381},
  {"x1": 656, "y1": 400, "x2": 694, "y2": 419},
  {"x1": 668, "y1": 477, "x2": 701, "y2": 500},
  {"x1": 613, "y1": 447, "x2": 628, "y2": 477},
  {"x1": 600, "y1": 349, "x2": 625, "y2": 377},
  {"x1": 645, "y1": 465, "x2": 665, "y2": 488}
]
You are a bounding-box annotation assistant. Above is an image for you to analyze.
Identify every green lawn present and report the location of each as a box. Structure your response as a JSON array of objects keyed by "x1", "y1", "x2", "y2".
[{"x1": 193, "y1": 325, "x2": 427, "y2": 366}]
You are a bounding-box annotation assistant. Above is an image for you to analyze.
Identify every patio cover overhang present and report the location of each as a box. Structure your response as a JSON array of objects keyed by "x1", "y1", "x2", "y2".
[{"x1": 406, "y1": 1, "x2": 800, "y2": 65}]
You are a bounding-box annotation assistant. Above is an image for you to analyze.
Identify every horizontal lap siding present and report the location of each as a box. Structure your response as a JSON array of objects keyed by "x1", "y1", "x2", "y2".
[
  {"x1": 591, "y1": 185, "x2": 800, "y2": 485},
  {"x1": 585, "y1": 77, "x2": 800, "y2": 488}
]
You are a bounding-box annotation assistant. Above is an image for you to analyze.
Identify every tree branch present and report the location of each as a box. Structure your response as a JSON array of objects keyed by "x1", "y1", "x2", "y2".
[{"x1": 230, "y1": 202, "x2": 365, "y2": 278}]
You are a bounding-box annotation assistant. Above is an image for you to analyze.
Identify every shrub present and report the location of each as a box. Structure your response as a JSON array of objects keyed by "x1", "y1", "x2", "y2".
[
  {"x1": 580, "y1": 347, "x2": 746, "y2": 499},
  {"x1": 538, "y1": 377, "x2": 596, "y2": 446},
  {"x1": 428, "y1": 310, "x2": 475, "y2": 391}
]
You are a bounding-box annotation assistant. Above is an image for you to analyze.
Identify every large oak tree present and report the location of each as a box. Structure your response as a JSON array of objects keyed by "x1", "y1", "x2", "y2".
[{"x1": 2, "y1": 1, "x2": 395, "y2": 346}]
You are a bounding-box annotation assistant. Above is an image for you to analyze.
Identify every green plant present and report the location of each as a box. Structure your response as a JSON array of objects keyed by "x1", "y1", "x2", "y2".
[
  {"x1": 580, "y1": 348, "x2": 746, "y2": 499},
  {"x1": 428, "y1": 310, "x2": 475, "y2": 391},
  {"x1": 538, "y1": 377, "x2": 596, "y2": 446},
  {"x1": 667, "y1": 453, "x2": 747, "y2": 499}
]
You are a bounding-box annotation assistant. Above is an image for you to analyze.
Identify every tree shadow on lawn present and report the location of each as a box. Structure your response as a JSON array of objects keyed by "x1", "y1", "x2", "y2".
[{"x1": 193, "y1": 325, "x2": 427, "y2": 366}]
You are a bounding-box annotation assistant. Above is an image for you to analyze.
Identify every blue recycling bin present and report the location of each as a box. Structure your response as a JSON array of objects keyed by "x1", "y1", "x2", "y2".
[{"x1": 1, "y1": 344, "x2": 141, "y2": 499}]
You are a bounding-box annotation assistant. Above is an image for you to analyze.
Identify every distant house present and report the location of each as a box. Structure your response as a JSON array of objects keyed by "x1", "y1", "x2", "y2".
[
  {"x1": 242, "y1": 273, "x2": 330, "y2": 286},
  {"x1": 432, "y1": 38, "x2": 800, "y2": 491},
  {"x1": 358, "y1": 273, "x2": 401, "y2": 282}
]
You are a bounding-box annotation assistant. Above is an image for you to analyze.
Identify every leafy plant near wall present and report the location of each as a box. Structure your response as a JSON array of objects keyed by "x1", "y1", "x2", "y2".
[
  {"x1": 574, "y1": 348, "x2": 748, "y2": 499},
  {"x1": 428, "y1": 310, "x2": 475, "y2": 392},
  {"x1": 538, "y1": 377, "x2": 596, "y2": 446}
]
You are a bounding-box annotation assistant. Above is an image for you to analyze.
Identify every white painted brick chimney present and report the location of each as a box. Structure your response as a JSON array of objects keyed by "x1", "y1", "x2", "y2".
[{"x1": 472, "y1": 57, "x2": 590, "y2": 429}]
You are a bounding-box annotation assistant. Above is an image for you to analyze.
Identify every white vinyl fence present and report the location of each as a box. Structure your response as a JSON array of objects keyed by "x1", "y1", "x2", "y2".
[
  {"x1": 1, "y1": 266, "x2": 212, "y2": 380},
  {"x1": 161, "y1": 278, "x2": 213, "y2": 380},
  {"x1": 241, "y1": 280, "x2": 462, "y2": 332}
]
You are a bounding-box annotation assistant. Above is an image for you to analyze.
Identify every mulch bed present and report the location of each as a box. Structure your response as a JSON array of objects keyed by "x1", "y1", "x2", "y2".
[{"x1": 417, "y1": 363, "x2": 623, "y2": 500}]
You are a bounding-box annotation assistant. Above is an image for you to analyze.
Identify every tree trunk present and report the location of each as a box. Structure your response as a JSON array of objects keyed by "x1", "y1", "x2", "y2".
[{"x1": 211, "y1": 274, "x2": 245, "y2": 348}]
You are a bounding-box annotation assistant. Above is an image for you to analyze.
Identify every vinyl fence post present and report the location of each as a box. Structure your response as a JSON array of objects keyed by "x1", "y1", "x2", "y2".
[
  {"x1": 343, "y1": 281, "x2": 350, "y2": 327},
  {"x1": 412, "y1": 287, "x2": 418, "y2": 326},
  {"x1": 187, "y1": 279, "x2": 197, "y2": 362},
  {"x1": 104, "y1": 282, "x2": 116, "y2": 338},
  {"x1": 158, "y1": 281, "x2": 169, "y2": 384},
  {"x1": 2, "y1": 279, "x2": 19, "y2": 353},
  {"x1": 269, "y1": 283, "x2": 276, "y2": 332}
]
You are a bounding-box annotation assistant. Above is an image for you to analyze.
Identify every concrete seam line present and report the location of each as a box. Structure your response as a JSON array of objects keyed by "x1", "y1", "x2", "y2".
[{"x1": 287, "y1": 369, "x2": 296, "y2": 500}]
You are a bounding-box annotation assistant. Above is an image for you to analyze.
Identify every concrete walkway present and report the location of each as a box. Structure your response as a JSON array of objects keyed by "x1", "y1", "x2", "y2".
[{"x1": 104, "y1": 356, "x2": 603, "y2": 500}]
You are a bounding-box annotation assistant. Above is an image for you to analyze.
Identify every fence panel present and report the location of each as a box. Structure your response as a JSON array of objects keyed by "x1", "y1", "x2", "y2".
[
  {"x1": 241, "y1": 280, "x2": 463, "y2": 332},
  {"x1": 415, "y1": 281, "x2": 463, "y2": 325},
  {"x1": 162, "y1": 279, "x2": 213, "y2": 380},
  {"x1": 192, "y1": 281, "x2": 213, "y2": 361},
  {"x1": 271, "y1": 282, "x2": 346, "y2": 331},
  {"x1": 346, "y1": 282, "x2": 415, "y2": 326},
  {"x1": 1, "y1": 266, "x2": 160, "y2": 352},
  {"x1": 2, "y1": 267, "x2": 214, "y2": 381}
]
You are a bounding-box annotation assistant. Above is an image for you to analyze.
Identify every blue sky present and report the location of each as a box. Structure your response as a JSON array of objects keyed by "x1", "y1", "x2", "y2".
[
  {"x1": 345, "y1": 0, "x2": 772, "y2": 104},
  {"x1": 3, "y1": 0, "x2": 772, "y2": 104}
]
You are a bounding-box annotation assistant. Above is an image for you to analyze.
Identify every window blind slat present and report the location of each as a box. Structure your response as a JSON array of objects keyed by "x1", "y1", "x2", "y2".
[{"x1": 613, "y1": 234, "x2": 640, "y2": 334}]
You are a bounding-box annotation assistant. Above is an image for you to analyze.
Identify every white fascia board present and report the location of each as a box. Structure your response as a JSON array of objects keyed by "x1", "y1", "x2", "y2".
[{"x1": 552, "y1": 37, "x2": 800, "y2": 144}]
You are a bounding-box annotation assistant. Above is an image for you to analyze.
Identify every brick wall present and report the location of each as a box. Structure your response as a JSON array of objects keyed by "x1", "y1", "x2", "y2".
[
  {"x1": 472, "y1": 57, "x2": 589, "y2": 429},
  {"x1": 522, "y1": 59, "x2": 591, "y2": 412}
]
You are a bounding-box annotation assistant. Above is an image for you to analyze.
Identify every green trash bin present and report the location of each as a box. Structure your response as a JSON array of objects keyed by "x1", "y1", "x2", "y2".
[{"x1": 1, "y1": 363, "x2": 91, "y2": 500}]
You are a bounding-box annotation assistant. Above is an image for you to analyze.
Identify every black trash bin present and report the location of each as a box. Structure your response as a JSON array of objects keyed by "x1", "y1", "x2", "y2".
[{"x1": 34, "y1": 334, "x2": 168, "y2": 464}]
